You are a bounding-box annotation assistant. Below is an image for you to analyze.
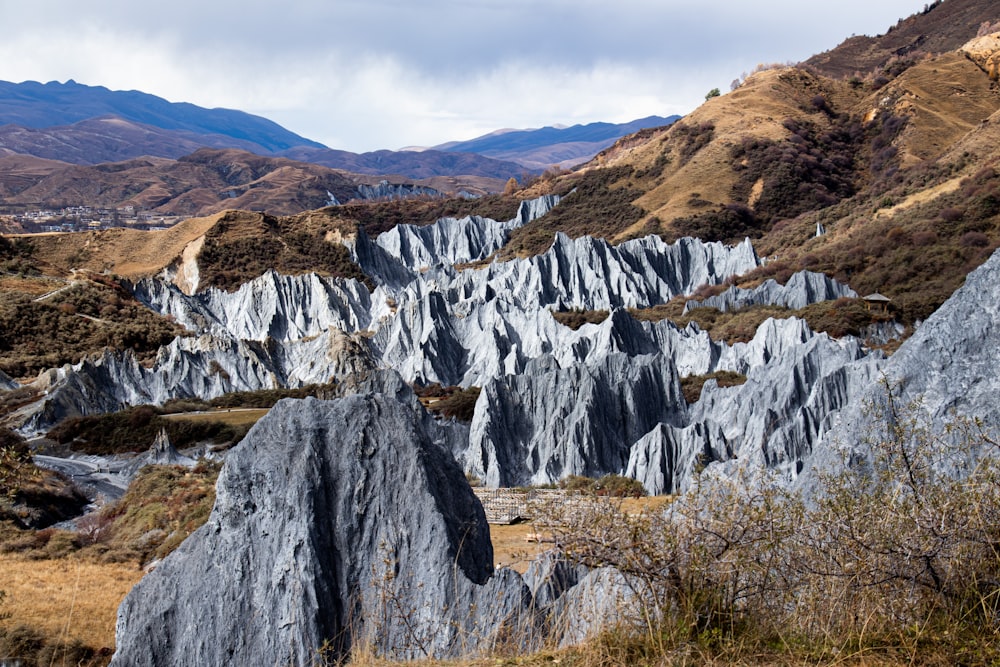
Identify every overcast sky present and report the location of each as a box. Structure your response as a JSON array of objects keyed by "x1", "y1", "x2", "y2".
[{"x1": 2, "y1": 0, "x2": 927, "y2": 153}]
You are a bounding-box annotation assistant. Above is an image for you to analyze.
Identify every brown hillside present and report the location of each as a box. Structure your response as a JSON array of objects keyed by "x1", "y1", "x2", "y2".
[
  {"x1": 804, "y1": 0, "x2": 1000, "y2": 79},
  {"x1": 0, "y1": 148, "x2": 506, "y2": 219},
  {"x1": 508, "y1": 33, "x2": 1000, "y2": 323}
]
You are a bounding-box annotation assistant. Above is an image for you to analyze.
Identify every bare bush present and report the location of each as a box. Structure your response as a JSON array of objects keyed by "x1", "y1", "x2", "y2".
[{"x1": 543, "y1": 377, "x2": 1000, "y2": 659}]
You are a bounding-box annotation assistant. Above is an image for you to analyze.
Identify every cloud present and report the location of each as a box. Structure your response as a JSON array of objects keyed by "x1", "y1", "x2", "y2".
[{"x1": 1, "y1": 0, "x2": 927, "y2": 151}]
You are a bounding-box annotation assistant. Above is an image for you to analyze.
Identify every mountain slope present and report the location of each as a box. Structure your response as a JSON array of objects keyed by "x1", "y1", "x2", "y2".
[
  {"x1": 805, "y1": 0, "x2": 1000, "y2": 78},
  {"x1": 435, "y1": 116, "x2": 680, "y2": 170},
  {"x1": 0, "y1": 116, "x2": 295, "y2": 165},
  {"x1": 0, "y1": 148, "x2": 507, "y2": 218},
  {"x1": 279, "y1": 146, "x2": 529, "y2": 181},
  {"x1": 506, "y1": 12, "x2": 1000, "y2": 323},
  {"x1": 0, "y1": 79, "x2": 322, "y2": 152}
]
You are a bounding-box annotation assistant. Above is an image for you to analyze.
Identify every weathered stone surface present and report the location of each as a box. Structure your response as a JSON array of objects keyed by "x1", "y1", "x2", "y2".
[
  {"x1": 803, "y1": 246, "x2": 1000, "y2": 485},
  {"x1": 463, "y1": 352, "x2": 688, "y2": 486},
  {"x1": 683, "y1": 270, "x2": 857, "y2": 314},
  {"x1": 0, "y1": 369, "x2": 17, "y2": 391},
  {"x1": 374, "y1": 195, "x2": 560, "y2": 272},
  {"x1": 110, "y1": 394, "x2": 530, "y2": 666}
]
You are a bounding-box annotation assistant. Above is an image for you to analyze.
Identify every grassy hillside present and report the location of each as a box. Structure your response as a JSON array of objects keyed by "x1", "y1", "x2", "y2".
[{"x1": 508, "y1": 38, "x2": 1000, "y2": 325}]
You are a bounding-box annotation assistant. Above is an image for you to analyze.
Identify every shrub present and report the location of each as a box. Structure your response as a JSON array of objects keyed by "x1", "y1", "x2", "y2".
[
  {"x1": 679, "y1": 371, "x2": 748, "y2": 404},
  {"x1": 551, "y1": 309, "x2": 610, "y2": 330},
  {"x1": 542, "y1": 380, "x2": 1000, "y2": 660},
  {"x1": 960, "y1": 231, "x2": 990, "y2": 247}
]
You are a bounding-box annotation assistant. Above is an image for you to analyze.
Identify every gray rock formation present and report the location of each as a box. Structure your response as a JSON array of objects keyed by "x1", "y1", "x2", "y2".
[
  {"x1": 110, "y1": 394, "x2": 531, "y2": 666},
  {"x1": 354, "y1": 180, "x2": 441, "y2": 201},
  {"x1": 802, "y1": 246, "x2": 1000, "y2": 486},
  {"x1": 682, "y1": 270, "x2": 856, "y2": 314},
  {"x1": 464, "y1": 352, "x2": 688, "y2": 486},
  {"x1": 17, "y1": 192, "x2": 900, "y2": 496},
  {"x1": 374, "y1": 195, "x2": 561, "y2": 272},
  {"x1": 0, "y1": 369, "x2": 17, "y2": 391}
]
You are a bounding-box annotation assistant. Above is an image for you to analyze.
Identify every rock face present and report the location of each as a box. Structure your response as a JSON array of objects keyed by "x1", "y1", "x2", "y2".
[
  {"x1": 683, "y1": 270, "x2": 856, "y2": 314},
  {"x1": 803, "y1": 245, "x2": 1000, "y2": 485},
  {"x1": 110, "y1": 393, "x2": 530, "y2": 666}
]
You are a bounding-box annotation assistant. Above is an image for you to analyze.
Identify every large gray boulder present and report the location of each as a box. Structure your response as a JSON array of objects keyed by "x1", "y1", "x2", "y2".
[{"x1": 110, "y1": 394, "x2": 530, "y2": 666}]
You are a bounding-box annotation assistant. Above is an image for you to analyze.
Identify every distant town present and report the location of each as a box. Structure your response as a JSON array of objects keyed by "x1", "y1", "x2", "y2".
[{"x1": 0, "y1": 204, "x2": 183, "y2": 234}]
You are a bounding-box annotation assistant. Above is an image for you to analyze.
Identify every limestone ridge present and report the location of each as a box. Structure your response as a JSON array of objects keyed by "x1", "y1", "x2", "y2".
[
  {"x1": 374, "y1": 194, "x2": 562, "y2": 273},
  {"x1": 464, "y1": 316, "x2": 882, "y2": 492},
  {"x1": 802, "y1": 246, "x2": 1000, "y2": 488},
  {"x1": 683, "y1": 271, "x2": 858, "y2": 314},
  {"x1": 109, "y1": 394, "x2": 531, "y2": 666},
  {"x1": 18, "y1": 196, "x2": 875, "y2": 492}
]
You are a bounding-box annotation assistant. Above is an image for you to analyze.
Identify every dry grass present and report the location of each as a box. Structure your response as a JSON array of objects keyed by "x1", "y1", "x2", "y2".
[
  {"x1": 490, "y1": 496, "x2": 670, "y2": 573},
  {"x1": 0, "y1": 553, "x2": 141, "y2": 651},
  {"x1": 160, "y1": 407, "x2": 269, "y2": 427}
]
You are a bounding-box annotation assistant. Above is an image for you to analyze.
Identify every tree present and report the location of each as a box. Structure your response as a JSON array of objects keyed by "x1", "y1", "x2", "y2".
[
  {"x1": 705, "y1": 88, "x2": 721, "y2": 101},
  {"x1": 503, "y1": 177, "x2": 518, "y2": 196}
]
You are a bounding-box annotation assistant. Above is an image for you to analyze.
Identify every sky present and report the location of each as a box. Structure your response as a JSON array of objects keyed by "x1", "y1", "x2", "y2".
[{"x1": 1, "y1": 0, "x2": 928, "y2": 153}]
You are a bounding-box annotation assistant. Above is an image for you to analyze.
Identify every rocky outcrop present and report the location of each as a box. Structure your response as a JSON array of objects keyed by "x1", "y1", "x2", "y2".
[
  {"x1": 803, "y1": 246, "x2": 1000, "y2": 486},
  {"x1": 20, "y1": 193, "x2": 896, "y2": 495},
  {"x1": 682, "y1": 270, "x2": 856, "y2": 314},
  {"x1": 354, "y1": 179, "x2": 442, "y2": 201},
  {"x1": 133, "y1": 270, "x2": 375, "y2": 342},
  {"x1": 374, "y1": 195, "x2": 560, "y2": 273},
  {"x1": 0, "y1": 369, "x2": 17, "y2": 391},
  {"x1": 464, "y1": 352, "x2": 688, "y2": 486},
  {"x1": 462, "y1": 314, "x2": 882, "y2": 493},
  {"x1": 110, "y1": 393, "x2": 531, "y2": 666}
]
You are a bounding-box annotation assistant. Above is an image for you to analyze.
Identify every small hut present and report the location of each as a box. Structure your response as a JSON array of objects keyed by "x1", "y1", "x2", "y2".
[{"x1": 863, "y1": 292, "x2": 891, "y2": 313}]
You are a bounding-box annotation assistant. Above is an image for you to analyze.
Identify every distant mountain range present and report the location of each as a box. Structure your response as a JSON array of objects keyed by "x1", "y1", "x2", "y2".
[
  {"x1": 0, "y1": 80, "x2": 681, "y2": 182},
  {"x1": 0, "y1": 79, "x2": 322, "y2": 153},
  {"x1": 432, "y1": 116, "x2": 681, "y2": 170}
]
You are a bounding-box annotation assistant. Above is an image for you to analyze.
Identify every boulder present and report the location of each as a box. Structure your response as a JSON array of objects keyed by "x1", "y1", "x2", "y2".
[{"x1": 110, "y1": 394, "x2": 531, "y2": 666}]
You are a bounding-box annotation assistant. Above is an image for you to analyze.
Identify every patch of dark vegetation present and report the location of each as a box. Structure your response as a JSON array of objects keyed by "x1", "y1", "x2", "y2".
[
  {"x1": 559, "y1": 473, "x2": 647, "y2": 497},
  {"x1": 680, "y1": 370, "x2": 748, "y2": 404},
  {"x1": 46, "y1": 406, "x2": 251, "y2": 456},
  {"x1": 414, "y1": 383, "x2": 482, "y2": 422},
  {"x1": 670, "y1": 203, "x2": 765, "y2": 243},
  {"x1": 755, "y1": 165, "x2": 1000, "y2": 324},
  {"x1": 504, "y1": 166, "x2": 644, "y2": 257},
  {"x1": 671, "y1": 121, "x2": 716, "y2": 165},
  {"x1": 336, "y1": 194, "x2": 521, "y2": 237},
  {"x1": 0, "y1": 235, "x2": 36, "y2": 275},
  {"x1": 731, "y1": 115, "x2": 866, "y2": 222},
  {"x1": 0, "y1": 624, "x2": 106, "y2": 667},
  {"x1": 0, "y1": 276, "x2": 188, "y2": 380},
  {"x1": 631, "y1": 297, "x2": 895, "y2": 345},
  {"x1": 161, "y1": 383, "x2": 338, "y2": 411},
  {"x1": 551, "y1": 308, "x2": 610, "y2": 330},
  {"x1": 197, "y1": 210, "x2": 372, "y2": 292},
  {"x1": 0, "y1": 428, "x2": 88, "y2": 530},
  {"x1": 0, "y1": 459, "x2": 221, "y2": 566}
]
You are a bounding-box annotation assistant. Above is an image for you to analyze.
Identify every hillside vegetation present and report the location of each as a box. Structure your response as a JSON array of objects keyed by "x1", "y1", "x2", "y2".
[{"x1": 510, "y1": 34, "x2": 1000, "y2": 324}]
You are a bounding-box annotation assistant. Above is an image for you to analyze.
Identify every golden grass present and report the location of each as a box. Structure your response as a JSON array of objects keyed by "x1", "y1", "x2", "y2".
[
  {"x1": 0, "y1": 554, "x2": 142, "y2": 651},
  {"x1": 489, "y1": 496, "x2": 671, "y2": 573},
  {"x1": 160, "y1": 407, "x2": 269, "y2": 427},
  {"x1": 0, "y1": 275, "x2": 60, "y2": 296}
]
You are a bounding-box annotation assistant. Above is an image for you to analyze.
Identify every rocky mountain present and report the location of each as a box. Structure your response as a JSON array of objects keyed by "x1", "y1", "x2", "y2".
[
  {"x1": 804, "y1": 0, "x2": 1000, "y2": 78},
  {"x1": 508, "y1": 0, "x2": 1000, "y2": 323},
  {"x1": 279, "y1": 145, "x2": 531, "y2": 181},
  {"x1": 431, "y1": 116, "x2": 681, "y2": 170}
]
